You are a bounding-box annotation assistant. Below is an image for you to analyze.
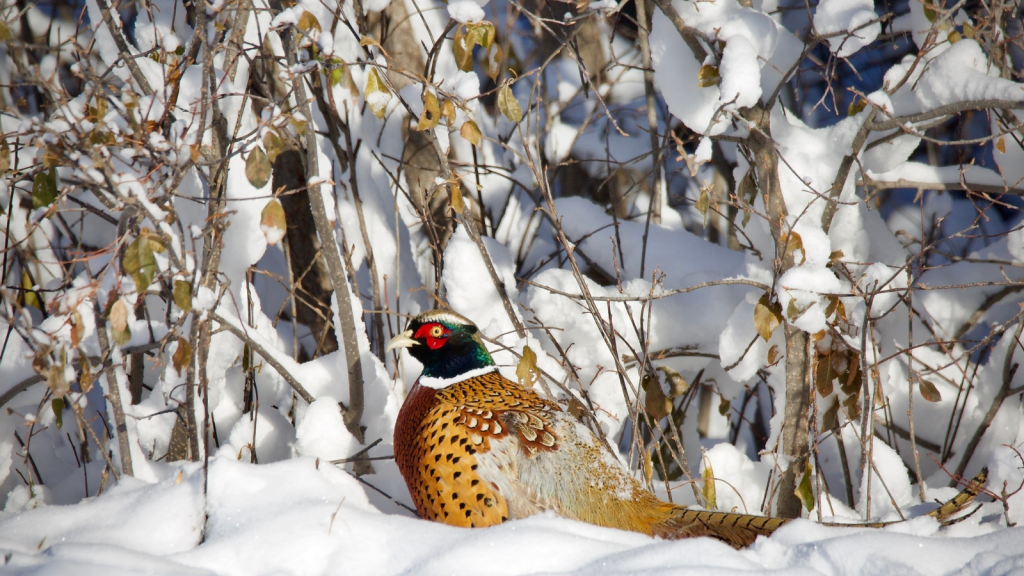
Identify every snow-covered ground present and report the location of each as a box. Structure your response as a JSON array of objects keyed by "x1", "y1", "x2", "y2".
[{"x1": 1, "y1": 454, "x2": 1022, "y2": 576}]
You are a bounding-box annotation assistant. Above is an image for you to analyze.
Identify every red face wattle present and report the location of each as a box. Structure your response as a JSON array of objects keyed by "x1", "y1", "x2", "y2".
[{"x1": 413, "y1": 322, "x2": 451, "y2": 349}]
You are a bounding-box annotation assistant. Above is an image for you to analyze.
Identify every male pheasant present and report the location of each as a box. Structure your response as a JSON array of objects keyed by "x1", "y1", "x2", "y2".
[{"x1": 389, "y1": 309, "x2": 988, "y2": 548}]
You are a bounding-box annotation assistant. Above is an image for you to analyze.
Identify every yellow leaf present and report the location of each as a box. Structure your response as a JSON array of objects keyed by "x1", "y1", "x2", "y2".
[
  {"x1": 753, "y1": 294, "x2": 783, "y2": 342},
  {"x1": 173, "y1": 280, "x2": 192, "y2": 312},
  {"x1": 995, "y1": 136, "x2": 1006, "y2": 154},
  {"x1": 32, "y1": 168, "x2": 58, "y2": 209},
  {"x1": 449, "y1": 182, "x2": 465, "y2": 215},
  {"x1": 702, "y1": 458, "x2": 717, "y2": 509},
  {"x1": 795, "y1": 461, "x2": 815, "y2": 512},
  {"x1": 109, "y1": 299, "x2": 131, "y2": 346},
  {"x1": 460, "y1": 120, "x2": 483, "y2": 146},
  {"x1": 847, "y1": 96, "x2": 866, "y2": 116},
  {"x1": 417, "y1": 91, "x2": 440, "y2": 131},
  {"x1": 21, "y1": 270, "x2": 40, "y2": 309},
  {"x1": 655, "y1": 365, "x2": 688, "y2": 398},
  {"x1": 365, "y1": 68, "x2": 391, "y2": 119},
  {"x1": 453, "y1": 26, "x2": 473, "y2": 72},
  {"x1": 516, "y1": 345, "x2": 539, "y2": 388},
  {"x1": 947, "y1": 29, "x2": 961, "y2": 43},
  {"x1": 697, "y1": 64, "x2": 720, "y2": 88},
  {"x1": 297, "y1": 11, "x2": 322, "y2": 34},
  {"x1": 963, "y1": 21, "x2": 975, "y2": 38},
  {"x1": 497, "y1": 82, "x2": 522, "y2": 123},
  {"x1": 261, "y1": 198, "x2": 287, "y2": 245},
  {"x1": 262, "y1": 130, "x2": 284, "y2": 164},
  {"x1": 440, "y1": 99, "x2": 456, "y2": 126}
]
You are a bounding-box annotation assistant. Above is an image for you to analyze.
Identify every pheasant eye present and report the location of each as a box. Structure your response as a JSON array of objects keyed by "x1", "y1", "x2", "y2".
[{"x1": 430, "y1": 325, "x2": 446, "y2": 338}]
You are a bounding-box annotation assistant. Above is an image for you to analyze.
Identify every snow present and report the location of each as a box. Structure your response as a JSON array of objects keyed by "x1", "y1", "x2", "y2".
[
  {"x1": 448, "y1": 0, "x2": 486, "y2": 23},
  {"x1": 813, "y1": 0, "x2": 880, "y2": 58},
  {"x1": 719, "y1": 35, "x2": 762, "y2": 109},
  {"x1": 1, "y1": 454, "x2": 1023, "y2": 575}
]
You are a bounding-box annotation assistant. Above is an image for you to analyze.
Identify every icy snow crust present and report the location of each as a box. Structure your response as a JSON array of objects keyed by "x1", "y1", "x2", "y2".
[{"x1": 1, "y1": 456, "x2": 1023, "y2": 576}]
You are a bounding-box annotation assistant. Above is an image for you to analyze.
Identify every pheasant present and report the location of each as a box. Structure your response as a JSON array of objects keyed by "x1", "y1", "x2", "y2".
[{"x1": 389, "y1": 309, "x2": 988, "y2": 548}]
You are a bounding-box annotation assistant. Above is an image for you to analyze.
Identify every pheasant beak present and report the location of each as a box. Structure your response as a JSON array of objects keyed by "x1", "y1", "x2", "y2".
[{"x1": 386, "y1": 330, "x2": 419, "y2": 352}]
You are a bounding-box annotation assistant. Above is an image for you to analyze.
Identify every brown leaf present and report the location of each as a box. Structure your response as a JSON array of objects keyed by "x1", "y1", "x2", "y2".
[
  {"x1": 70, "y1": 310, "x2": 84, "y2": 348},
  {"x1": 767, "y1": 344, "x2": 780, "y2": 365},
  {"x1": 642, "y1": 373, "x2": 672, "y2": 420},
  {"x1": 995, "y1": 136, "x2": 1006, "y2": 154},
  {"x1": 486, "y1": 42, "x2": 504, "y2": 81},
  {"x1": 172, "y1": 337, "x2": 192, "y2": 374},
  {"x1": 753, "y1": 294, "x2": 783, "y2": 342},
  {"x1": 814, "y1": 352, "x2": 835, "y2": 397},
  {"x1": 918, "y1": 378, "x2": 942, "y2": 402},
  {"x1": 245, "y1": 146, "x2": 272, "y2": 189},
  {"x1": 297, "y1": 10, "x2": 322, "y2": 34},
  {"x1": 822, "y1": 396, "x2": 840, "y2": 430}
]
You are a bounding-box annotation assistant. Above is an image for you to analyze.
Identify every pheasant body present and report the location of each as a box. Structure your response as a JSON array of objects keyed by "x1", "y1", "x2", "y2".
[{"x1": 390, "y1": 309, "x2": 986, "y2": 547}]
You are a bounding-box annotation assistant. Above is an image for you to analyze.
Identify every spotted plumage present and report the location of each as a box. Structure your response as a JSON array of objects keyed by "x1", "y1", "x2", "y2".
[{"x1": 390, "y1": 309, "x2": 991, "y2": 548}]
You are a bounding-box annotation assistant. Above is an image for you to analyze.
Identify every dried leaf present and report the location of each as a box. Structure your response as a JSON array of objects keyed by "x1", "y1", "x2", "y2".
[
  {"x1": 124, "y1": 231, "x2": 164, "y2": 293},
  {"x1": 786, "y1": 231, "x2": 805, "y2": 265},
  {"x1": 32, "y1": 167, "x2": 58, "y2": 209},
  {"x1": 996, "y1": 136, "x2": 1006, "y2": 154},
  {"x1": 449, "y1": 183, "x2": 465, "y2": 215},
  {"x1": 365, "y1": 68, "x2": 391, "y2": 119},
  {"x1": 963, "y1": 21, "x2": 975, "y2": 38},
  {"x1": 822, "y1": 396, "x2": 840, "y2": 430},
  {"x1": 460, "y1": 120, "x2": 483, "y2": 146},
  {"x1": 21, "y1": 270, "x2": 40, "y2": 309},
  {"x1": 51, "y1": 398, "x2": 64, "y2": 430},
  {"x1": 261, "y1": 199, "x2": 287, "y2": 245},
  {"x1": 697, "y1": 64, "x2": 720, "y2": 88},
  {"x1": 440, "y1": 99, "x2": 456, "y2": 126},
  {"x1": 47, "y1": 365, "x2": 69, "y2": 397},
  {"x1": 795, "y1": 461, "x2": 815, "y2": 512},
  {"x1": 767, "y1": 344, "x2": 780, "y2": 365},
  {"x1": 486, "y1": 42, "x2": 504, "y2": 81},
  {"x1": 814, "y1": 353, "x2": 835, "y2": 397},
  {"x1": 70, "y1": 310, "x2": 84, "y2": 348},
  {"x1": 738, "y1": 170, "x2": 757, "y2": 226},
  {"x1": 843, "y1": 391, "x2": 861, "y2": 422},
  {"x1": 297, "y1": 10, "x2": 322, "y2": 34},
  {"x1": 643, "y1": 448, "x2": 654, "y2": 485},
  {"x1": 173, "y1": 279, "x2": 192, "y2": 312},
  {"x1": 919, "y1": 378, "x2": 942, "y2": 402},
  {"x1": 0, "y1": 138, "x2": 10, "y2": 173},
  {"x1": 416, "y1": 91, "x2": 440, "y2": 131},
  {"x1": 453, "y1": 26, "x2": 473, "y2": 71},
  {"x1": 841, "y1": 355, "x2": 861, "y2": 395},
  {"x1": 245, "y1": 146, "x2": 272, "y2": 189},
  {"x1": 262, "y1": 130, "x2": 284, "y2": 164},
  {"x1": 642, "y1": 373, "x2": 672, "y2": 420},
  {"x1": 947, "y1": 29, "x2": 962, "y2": 43},
  {"x1": 702, "y1": 458, "x2": 717, "y2": 509},
  {"x1": 498, "y1": 82, "x2": 522, "y2": 123},
  {"x1": 696, "y1": 187, "x2": 710, "y2": 227},
  {"x1": 829, "y1": 250, "x2": 845, "y2": 263},
  {"x1": 656, "y1": 365, "x2": 689, "y2": 398},
  {"x1": 0, "y1": 20, "x2": 10, "y2": 42},
  {"x1": 847, "y1": 97, "x2": 866, "y2": 116},
  {"x1": 109, "y1": 299, "x2": 131, "y2": 346},
  {"x1": 172, "y1": 337, "x2": 192, "y2": 374},
  {"x1": 516, "y1": 345, "x2": 539, "y2": 388},
  {"x1": 754, "y1": 294, "x2": 783, "y2": 342}
]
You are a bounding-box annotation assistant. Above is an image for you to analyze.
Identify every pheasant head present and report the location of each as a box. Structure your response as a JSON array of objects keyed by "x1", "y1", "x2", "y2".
[{"x1": 387, "y1": 310, "x2": 494, "y2": 380}]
